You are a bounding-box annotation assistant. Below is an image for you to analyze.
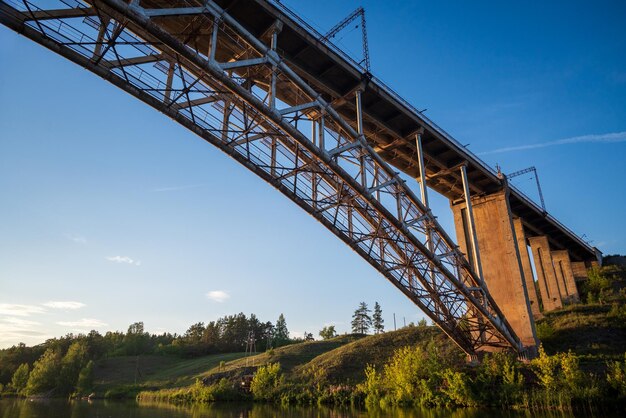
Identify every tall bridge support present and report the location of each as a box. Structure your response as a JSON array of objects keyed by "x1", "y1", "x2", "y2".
[
  {"x1": 552, "y1": 251, "x2": 580, "y2": 303},
  {"x1": 572, "y1": 262, "x2": 589, "y2": 282},
  {"x1": 451, "y1": 190, "x2": 538, "y2": 352},
  {"x1": 513, "y1": 218, "x2": 542, "y2": 318},
  {"x1": 528, "y1": 236, "x2": 563, "y2": 312}
]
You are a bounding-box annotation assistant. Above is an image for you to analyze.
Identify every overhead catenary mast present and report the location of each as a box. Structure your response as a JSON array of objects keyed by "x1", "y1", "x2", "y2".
[
  {"x1": 505, "y1": 166, "x2": 546, "y2": 212},
  {"x1": 321, "y1": 6, "x2": 371, "y2": 73}
]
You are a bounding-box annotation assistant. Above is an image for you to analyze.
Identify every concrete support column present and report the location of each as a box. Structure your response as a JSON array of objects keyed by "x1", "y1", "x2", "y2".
[
  {"x1": 451, "y1": 190, "x2": 538, "y2": 351},
  {"x1": 571, "y1": 262, "x2": 589, "y2": 282},
  {"x1": 551, "y1": 252, "x2": 570, "y2": 302},
  {"x1": 528, "y1": 236, "x2": 563, "y2": 311},
  {"x1": 513, "y1": 218, "x2": 542, "y2": 318},
  {"x1": 551, "y1": 251, "x2": 580, "y2": 303}
]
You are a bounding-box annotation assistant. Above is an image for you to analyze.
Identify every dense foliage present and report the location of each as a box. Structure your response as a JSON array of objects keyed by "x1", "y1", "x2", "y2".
[{"x1": 0, "y1": 313, "x2": 294, "y2": 397}]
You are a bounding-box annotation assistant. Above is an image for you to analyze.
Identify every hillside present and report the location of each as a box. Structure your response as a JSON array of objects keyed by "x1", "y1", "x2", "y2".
[
  {"x1": 537, "y1": 264, "x2": 626, "y2": 370},
  {"x1": 93, "y1": 352, "x2": 246, "y2": 396},
  {"x1": 295, "y1": 326, "x2": 457, "y2": 383}
]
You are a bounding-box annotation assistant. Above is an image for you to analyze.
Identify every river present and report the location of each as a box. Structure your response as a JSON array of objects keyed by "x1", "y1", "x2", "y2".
[{"x1": 0, "y1": 398, "x2": 618, "y2": 418}]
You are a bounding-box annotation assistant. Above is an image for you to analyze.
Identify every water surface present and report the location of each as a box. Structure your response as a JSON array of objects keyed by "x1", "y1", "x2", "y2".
[{"x1": 0, "y1": 398, "x2": 612, "y2": 418}]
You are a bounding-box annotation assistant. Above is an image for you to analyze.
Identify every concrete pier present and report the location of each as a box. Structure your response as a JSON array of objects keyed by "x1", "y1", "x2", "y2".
[
  {"x1": 552, "y1": 251, "x2": 580, "y2": 303},
  {"x1": 451, "y1": 190, "x2": 538, "y2": 350},
  {"x1": 513, "y1": 218, "x2": 542, "y2": 318},
  {"x1": 528, "y1": 236, "x2": 563, "y2": 311},
  {"x1": 571, "y1": 261, "x2": 589, "y2": 282}
]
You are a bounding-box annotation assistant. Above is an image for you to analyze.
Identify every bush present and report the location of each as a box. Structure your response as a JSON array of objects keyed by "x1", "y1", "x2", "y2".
[
  {"x1": 250, "y1": 363, "x2": 283, "y2": 400},
  {"x1": 583, "y1": 268, "x2": 612, "y2": 304},
  {"x1": 530, "y1": 345, "x2": 598, "y2": 408},
  {"x1": 104, "y1": 384, "x2": 142, "y2": 399},
  {"x1": 137, "y1": 379, "x2": 241, "y2": 403},
  {"x1": 473, "y1": 352, "x2": 524, "y2": 406},
  {"x1": 357, "y1": 364, "x2": 383, "y2": 406},
  {"x1": 607, "y1": 353, "x2": 626, "y2": 397},
  {"x1": 535, "y1": 322, "x2": 554, "y2": 340}
]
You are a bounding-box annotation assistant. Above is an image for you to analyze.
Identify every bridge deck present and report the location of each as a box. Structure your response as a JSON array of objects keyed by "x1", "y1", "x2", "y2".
[{"x1": 194, "y1": 0, "x2": 596, "y2": 262}]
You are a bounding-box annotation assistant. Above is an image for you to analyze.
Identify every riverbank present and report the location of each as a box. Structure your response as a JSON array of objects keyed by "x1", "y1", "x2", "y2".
[
  {"x1": 2, "y1": 265, "x2": 625, "y2": 411},
  {"x1": 134, "y1": 265, "x2": 626, "y2": 411}
]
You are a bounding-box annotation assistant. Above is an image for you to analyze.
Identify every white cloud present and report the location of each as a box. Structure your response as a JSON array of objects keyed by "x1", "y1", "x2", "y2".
[
  {"x1": 56, "y1": 318, "x2": 108, "y2": 328},
  {"x1": 1, "y1": 317, "x2": 41, "y2": 327},
  {"x1": 479, "y1": 131, "x2": 626, "y2": 155},
  {"x1": 206, "y1": 290, "x2": 230, "y2": 303},
  {"x1": 0, "y1": 304, "x2": 45, "y2": 317},
  {"x1": 65, "y1": 234, "x2": 87, "y2": 244},
  {"x1": 43, "y1": 301, "x2": 86, "y2": 310},
  {"x1": 106, "y1": 255, "x2": 141, "y2": 266},
  {"x1": 0, "y1": 317, "x2": 49, "y2": 346}
]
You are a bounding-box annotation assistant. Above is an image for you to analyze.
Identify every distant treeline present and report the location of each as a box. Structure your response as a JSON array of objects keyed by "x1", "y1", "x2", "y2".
[{"x1": 0, "y1": 312, "x2": 294, "y2": 397}]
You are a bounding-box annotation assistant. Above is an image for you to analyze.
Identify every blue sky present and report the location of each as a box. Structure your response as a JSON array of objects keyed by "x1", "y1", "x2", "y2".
[{"x1": 1, "y1": 0, "x2": 625, "y2": 348}]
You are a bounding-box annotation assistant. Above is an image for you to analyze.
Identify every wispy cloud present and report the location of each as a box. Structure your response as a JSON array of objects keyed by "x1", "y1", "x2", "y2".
[
  {"x1": 0, "y1": 317, "x2": 48, "y2": 345},
  {"x1": 65, "y1": 233, "x2": 87, "y2": 244},
  {"x1": 43, "y1": 301, "x2": 86, "y2": 310},
  {"x1": 106, "y1": 255, "x2": 141, "y2": 266},
  {"x1": 56, "y1": 318, "x2": 108, "y2": 328},
  {"x1": 1, "y1": 317, "x2": 41, "y2": 327},
  {"x1": 206, "y1": 290, "x2": 230, "y2": 303},
  {"x1": 479, "y1": 131, "x2": 626, "y2": 155},
  {"x1": 154, "y1": 184, "x2": 204, "y2": 192},
  {"x1": 0, "y1": 304, "x2": 45, "y2": 317}
]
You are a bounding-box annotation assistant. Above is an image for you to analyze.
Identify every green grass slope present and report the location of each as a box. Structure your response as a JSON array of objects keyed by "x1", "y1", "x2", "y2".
[
  {"x1": 297, "y1": 326, "x2": 457, "y2": 383},
  {"x1": 94, "y1": 352, "x2": 246, "y2": 393}
]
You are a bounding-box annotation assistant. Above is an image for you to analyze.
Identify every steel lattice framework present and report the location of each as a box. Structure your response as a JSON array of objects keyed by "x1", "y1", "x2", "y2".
[{"x1": 0, "y1": 0, "x2": 525, "y2": 356}]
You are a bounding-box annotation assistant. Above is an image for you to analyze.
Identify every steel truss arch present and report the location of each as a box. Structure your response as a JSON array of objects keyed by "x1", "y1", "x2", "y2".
[{"x1": 0, "y1": 0, "x2": 525, "y2": 356}]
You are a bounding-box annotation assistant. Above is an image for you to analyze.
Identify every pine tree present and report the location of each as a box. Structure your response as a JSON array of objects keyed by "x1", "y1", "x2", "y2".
[
  {"x1": 274, "y1": 313, "x2": 289, "y2": 346},
  {"x1": 373, "y1": 302, "x2": 384, "y2": 334},
  {"x1": 351, "y1": 302, "x2": 372, "y2": 334}
]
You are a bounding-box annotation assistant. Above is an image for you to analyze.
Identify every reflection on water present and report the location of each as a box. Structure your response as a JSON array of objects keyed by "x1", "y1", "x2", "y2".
[{"x1": 0, "y1": 398, "x2": 609, "y2": 418}]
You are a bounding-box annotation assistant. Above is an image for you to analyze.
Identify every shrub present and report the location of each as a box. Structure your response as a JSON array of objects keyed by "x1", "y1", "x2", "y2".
[
  {"x1": 357, "y1": 364, "x2": 383, "y2": 406},
  {"x1": 440, "y1": 369, "x2": 475, "y2": 406},
  {"x1": 607, "y1": 353, "x2": 626, "y2": 397},
  {"x1": 474, "y1": 352, "x2": 524, "y2": 406},
  {"x1": 250, "y1": 363, "x2": 283, "y2": 400},
  {"x1": 535, "y1": 321, "x2": 554, "y2": 340}
]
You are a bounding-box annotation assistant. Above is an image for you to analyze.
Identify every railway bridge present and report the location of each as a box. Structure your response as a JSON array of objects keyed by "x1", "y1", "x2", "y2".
[{"x1": 0, "y1": 0, "x2": 601, "y2": 358}]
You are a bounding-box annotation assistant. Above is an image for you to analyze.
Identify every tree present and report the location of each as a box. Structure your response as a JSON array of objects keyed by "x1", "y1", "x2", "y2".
[
  {"x1": 351, "y1": 302, "x2": 372, "y2": 334},
  {"x1": 58, "y1": 341, "x2": 90, "y2": 395},
  {"x1": 373, "y1": 302, "x2": 384, "y2": 334},
  {"x1": 10, "y1": 363, "x2": 29, "y2": 394},
  {"x1": 304, "y1": 332, "x2": 314, "y2": 341},
  {"x1": 274, "y1": 314, "x2": 289, "y2": 346},
  {"x1": 24, "y1": 348, "x2": 62, "y2": 395},
  {"x1": 184, "y1": 322, "x2": 205, "y2": 344},
  {"x1": 75, "y1": 360, "x2": 94, "y2": 396},
  {"x1": 319, "y1": 325, "x2": 337, "y2": 340},
  {"x1": 125, "y1": 321, "x2": 150, "y2": 355}
]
